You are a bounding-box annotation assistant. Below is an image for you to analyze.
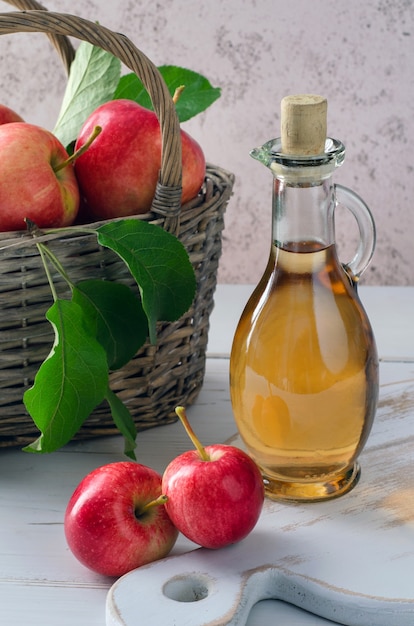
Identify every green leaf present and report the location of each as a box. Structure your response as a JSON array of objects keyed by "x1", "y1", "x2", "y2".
[
  {"x1": 105, "y1": 386, "x2": 137, "y2": 460},
  {"x1": 96, "y1": 220, "x2": 196, "y2": 343},
  {"x1": 53, "y1": 42, "x2": 121, "y2": 147},
  {"x1": 23, "y1": 299, "x2": 109, "y2": 454},
  {"x1": 73, "y1": 280, "x2": 149, "y2": 371},
  {"x1": 113, "y1": 72, "x2": 147, "y2": 107},
  {"x1": 113, "y1": 65, "x2": 221, "y2": 122}
]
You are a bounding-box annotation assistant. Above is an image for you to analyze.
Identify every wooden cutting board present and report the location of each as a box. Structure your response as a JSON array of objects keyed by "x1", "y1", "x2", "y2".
[{"x1": 106, "y1": 368, "x2": 414, "y2": 626}]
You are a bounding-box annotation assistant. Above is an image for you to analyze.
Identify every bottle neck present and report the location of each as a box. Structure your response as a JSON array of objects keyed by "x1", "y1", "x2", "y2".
[{"x1": 272, "y1": 177, "x2": 335, "y2": 252}]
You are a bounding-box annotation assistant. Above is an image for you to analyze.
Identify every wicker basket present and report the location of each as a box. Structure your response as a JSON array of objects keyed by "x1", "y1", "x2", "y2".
[{"x1": 0, "y1": 2, "x2": 234, "y2": 448}]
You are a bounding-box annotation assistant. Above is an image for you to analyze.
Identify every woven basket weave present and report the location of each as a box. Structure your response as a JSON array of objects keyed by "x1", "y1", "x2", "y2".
[{"x1": 0, "y1": 2, "x2": 234, "y2": 448}]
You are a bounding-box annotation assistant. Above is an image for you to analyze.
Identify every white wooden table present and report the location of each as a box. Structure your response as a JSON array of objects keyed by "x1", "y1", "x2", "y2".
[{"x1": 1, "y1": 285, "x2": 413, "y2": 625}]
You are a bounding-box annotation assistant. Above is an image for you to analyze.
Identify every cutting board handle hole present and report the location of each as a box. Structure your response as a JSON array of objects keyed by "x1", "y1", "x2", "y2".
[{"x1": 162, "y1": 574, "x2": 213, "y2": 603}]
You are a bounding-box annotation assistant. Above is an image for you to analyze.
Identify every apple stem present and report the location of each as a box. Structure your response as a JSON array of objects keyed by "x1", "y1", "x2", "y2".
[
  {"x1": 140, "y1": 494, "x2": 168, "y2": 513},
  {"x1": 172, "y1": 85, "x2": 185, "y2": 105},
  {"x1": 53, "y1": 125, "x2": 102, "y2": 173},
  {"x1": 175, "y1": 406, "x2": 210, "y2": 461}
]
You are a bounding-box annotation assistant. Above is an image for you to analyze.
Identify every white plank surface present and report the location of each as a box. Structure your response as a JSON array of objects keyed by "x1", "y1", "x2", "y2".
[{"x1": 0, "y1": 287, "x2": 413, "y2": 626}]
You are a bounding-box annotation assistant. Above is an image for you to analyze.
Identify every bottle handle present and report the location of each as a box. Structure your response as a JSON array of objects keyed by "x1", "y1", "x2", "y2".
[{"x1": 334, "y1": 184, "x2": 376, "y2": 283}]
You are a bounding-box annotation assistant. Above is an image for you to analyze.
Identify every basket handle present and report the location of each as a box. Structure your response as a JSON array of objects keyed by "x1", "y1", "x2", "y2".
[
  {"x1": 2, "y1": 0, "x2": 75, "y2": 73},
  {"x1": 0, "y1": 9, "x2": 183, "y2": 232}
]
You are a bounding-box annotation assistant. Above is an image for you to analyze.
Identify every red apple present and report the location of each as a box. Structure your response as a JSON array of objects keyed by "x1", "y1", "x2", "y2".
[
  {"x1": 74, "y1": 99, "x2": 206, "y2": 219},
  {"x1": 162, "y1": 407, "x2": 265, "y2": 550},
  {"x1": 64, "y1": 461, "x2": 178, "y2": 578},
  {"x1": 0, "y1": 103, "x2": 24, "y2": 124},
  {"x1": 0, "y1": 122, "x2": 79, "y2": 232}
]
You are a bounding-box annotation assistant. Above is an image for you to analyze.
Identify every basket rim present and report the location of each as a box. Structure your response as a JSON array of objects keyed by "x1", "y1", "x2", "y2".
[{"x1": 0, "y1": 163, "x2": 234, "y2": 251}]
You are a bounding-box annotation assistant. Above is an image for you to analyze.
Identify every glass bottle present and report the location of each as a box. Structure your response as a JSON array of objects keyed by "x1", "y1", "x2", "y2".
[{"x1": 230, "y1": 95, "x2": 379, "y2": 502}]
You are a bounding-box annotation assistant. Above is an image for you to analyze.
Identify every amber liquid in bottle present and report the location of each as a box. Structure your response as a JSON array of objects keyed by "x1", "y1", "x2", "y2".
[{"x1": 230, "y1": 240, "x2": 378, "y2": 501}]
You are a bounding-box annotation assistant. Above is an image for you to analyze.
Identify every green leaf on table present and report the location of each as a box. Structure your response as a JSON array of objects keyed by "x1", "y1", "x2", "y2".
[
  {"x1": 23, "y1": 299, "x2": 109, "y2": 454},
  {"x1": 96, "y1": 220, "x2": 196, "y2": 344},
  {"x1": 53, "y1": 42, "x2": 121, "y2": 148},
  {"x1": 105, "y1": 386, "x2": 137, "y2": 460},
  {"x1": 73, "y1": 280, "x2": 149, "y2": 371},
  {"x1": 113, "y1": 65, "x2": 221, "y2": 122}
]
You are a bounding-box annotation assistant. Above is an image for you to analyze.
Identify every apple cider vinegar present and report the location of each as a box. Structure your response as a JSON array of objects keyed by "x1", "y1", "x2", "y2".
[
  {"x1": 230, "y1": 95, "x2": 379, "y2": 501},
  {"x1": 230, "y1": 241, "x2": 378, "y2": 501}
]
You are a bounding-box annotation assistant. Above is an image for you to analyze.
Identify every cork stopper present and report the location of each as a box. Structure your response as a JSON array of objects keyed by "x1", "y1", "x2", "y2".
[{"x1": 280, "y1": 94, "x2": 327, "y2": 155}]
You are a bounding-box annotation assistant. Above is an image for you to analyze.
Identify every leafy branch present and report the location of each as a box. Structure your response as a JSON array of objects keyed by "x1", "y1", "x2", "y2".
[{"x1": 23, "y1": 220, "x2": 196, "y2": 459}]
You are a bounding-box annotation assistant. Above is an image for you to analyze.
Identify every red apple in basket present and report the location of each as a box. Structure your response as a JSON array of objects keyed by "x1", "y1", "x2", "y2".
[
  {"x1": 0, "y1": 122, "x2": 80, "y2": 232},
  {"x1": 73, "y1": 98, "x2": 206, "y2": 219},
  {"x1": 64, "y1": 462, "x2": 178, "y2": 578},
  {"x1": 162, "y1": 407, "x2": 265, "y2": 550},
  {"x1": 0, "y1": 103, "x2": 24, "y2": 124}
]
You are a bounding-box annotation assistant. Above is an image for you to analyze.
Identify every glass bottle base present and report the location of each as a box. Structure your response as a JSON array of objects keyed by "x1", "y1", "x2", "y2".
[{"x1": 263, "y1": 463, "x2": 361, "y2": 503}]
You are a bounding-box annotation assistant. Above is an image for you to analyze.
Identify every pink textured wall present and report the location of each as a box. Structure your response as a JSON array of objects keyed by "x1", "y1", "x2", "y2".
[{"x1": 1, "y1": 0, "x2": 413, "y2": 285}]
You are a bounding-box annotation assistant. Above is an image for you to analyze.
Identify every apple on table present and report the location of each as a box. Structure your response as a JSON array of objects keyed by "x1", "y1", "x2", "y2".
[
  {"x1": 162, "y1": 407, "x2": 265, "y2": 550},
  {"x1": 64, "y1": 461, "x2": 178, "y2": 578},
  {"x1": 64, "y1": 407, "x2": 265, "y2": 578}
]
